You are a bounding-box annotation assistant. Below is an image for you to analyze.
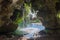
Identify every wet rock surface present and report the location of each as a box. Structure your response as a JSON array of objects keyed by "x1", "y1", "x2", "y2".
[{"x1": 0, "y1": 33, "x2": 60, "y2": 40}]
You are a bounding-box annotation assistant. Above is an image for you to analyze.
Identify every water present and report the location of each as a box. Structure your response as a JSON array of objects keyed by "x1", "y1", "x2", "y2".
[
  {"x1": 19, "y1": 23, "x2": 45, "y2": 39},
  {"x1": 27, "y1": 23, "x2": 45, "y2": 31},
  {"x1": 13, "y1": 3, "x2": 45, "y2": 39}
]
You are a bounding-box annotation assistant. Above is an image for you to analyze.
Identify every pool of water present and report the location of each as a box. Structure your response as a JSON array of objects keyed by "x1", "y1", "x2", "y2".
[
  {"x1": 14, "y1": 23, "x2": 45, "y2": 38},
  {"x1": 22, "y1": 23, "x2": 45, "y2": 39},
  {"x1": 27, "y1": 23, "x2": 45, "y2": 30}
]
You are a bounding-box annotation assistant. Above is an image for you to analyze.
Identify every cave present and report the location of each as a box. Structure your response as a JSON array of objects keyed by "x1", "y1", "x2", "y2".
[{"x1": 0, "y1": 0, "x2": 60, "y2": 40}]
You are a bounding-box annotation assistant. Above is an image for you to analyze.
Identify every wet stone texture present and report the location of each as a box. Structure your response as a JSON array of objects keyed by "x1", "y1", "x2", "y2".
[{"x1": 0, "y1": 31, "x2": 60, "y2": 40}]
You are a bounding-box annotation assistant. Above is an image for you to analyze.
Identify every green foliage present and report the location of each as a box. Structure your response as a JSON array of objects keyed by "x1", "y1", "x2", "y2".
[
  {"x1": 14, "y1": 3, "x2": 32, "y2": 24},
  {"x1": 13, "y1": 12, "x2": 23, "y2": 24},
  {"x1": 31, "y1": 19, "x2": 41, "y2": 23},
  {"x1": 57, "y1": 11, "x2": 60, "y2": 18},
  {"x1": 24, "y1": 3, "x2": 31, "y2": 14}
]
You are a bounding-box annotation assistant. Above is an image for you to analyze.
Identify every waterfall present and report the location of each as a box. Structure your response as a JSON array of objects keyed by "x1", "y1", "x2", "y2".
[{"x1": 12, "y1": 3, "x2": 45, "y2": 37}]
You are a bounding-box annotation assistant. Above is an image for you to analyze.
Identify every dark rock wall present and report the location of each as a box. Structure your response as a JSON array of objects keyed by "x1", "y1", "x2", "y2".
[
  {"x1": 31, "y1": 0, "x2": 60, "y2": 34},
  {"x1": 0, "y1": 0, "x2": 24, "y2": 33}
]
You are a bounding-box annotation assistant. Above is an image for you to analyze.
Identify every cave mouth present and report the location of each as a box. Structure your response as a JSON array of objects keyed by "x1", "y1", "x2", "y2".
[{"x1": 12, "y1": 3, "x2": 45, "y2": 37}]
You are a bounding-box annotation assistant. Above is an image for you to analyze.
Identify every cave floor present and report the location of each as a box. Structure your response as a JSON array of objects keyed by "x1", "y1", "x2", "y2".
[{"x1": 0, "y1": 34, "x2": 60, "y2": 40}]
